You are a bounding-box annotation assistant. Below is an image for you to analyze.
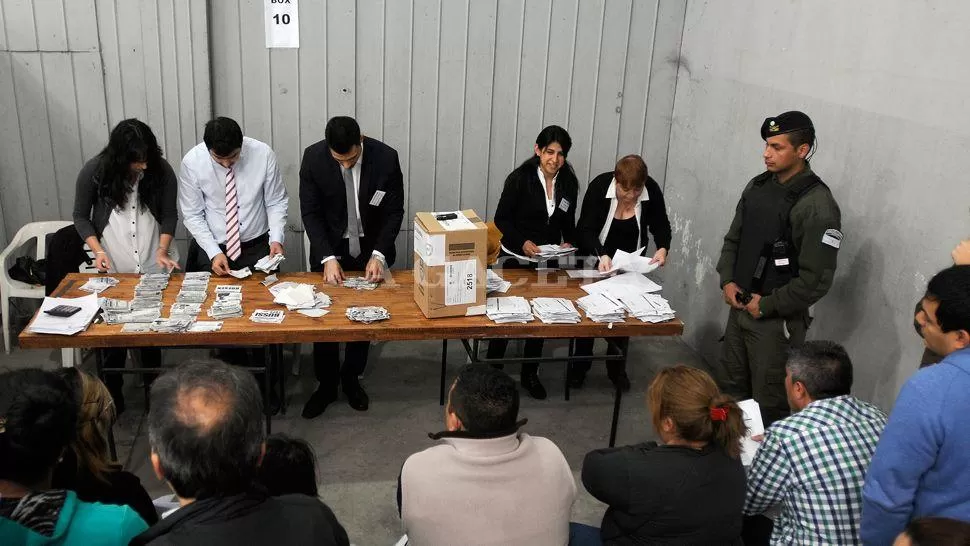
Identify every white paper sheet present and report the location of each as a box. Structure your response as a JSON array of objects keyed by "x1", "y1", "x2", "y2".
[
  {"x1": 28, "y1": 293, "x2": 100, "y2": 336},
  {"x1": 580, "y1": 271, "x2": 662, "y2": 296},
  {"x1": 738, "y1": 398, "x2": 765, "y2": 466}
]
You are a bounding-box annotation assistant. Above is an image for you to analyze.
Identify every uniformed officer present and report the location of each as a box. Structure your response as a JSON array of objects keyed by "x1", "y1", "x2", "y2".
[{"x1": 714, "y1": 111, "x2": 842, "y2": 426}]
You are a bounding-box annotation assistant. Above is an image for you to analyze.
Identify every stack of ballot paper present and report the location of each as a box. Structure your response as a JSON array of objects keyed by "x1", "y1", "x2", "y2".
[
  {"x1": 485, "y1": 296, "x2": 534, "y2": 324},
  {"x1": 346, "y1": 306, "x2": 390, "y2": 323},
  {"x1": 269, "y1": 282, "x2": 332, "y2": 311},
  {"x1": 343, "y1": 277, "x2": 379, "y2": 290},
  {"x1": 250, "y1": 309, "x2": 285, "y2": 324},
  {"x1": 254, "y1": 254, "x2": 285, "y2": 273},
  {"x1": 738, "y1": 399, "x2": 765, "y2": 466},
  {"x1": 581, "y1": 271, "x2": 662, "y2": 296},
  {"x1": 79, "y1": 276, "x2": 119, "y2": 293},
  {"x1": 576, "y1": 293, "x2": 626, "y2": 323},
  {"x1": 28, "y1": 293, "x2": 100, "y2": 335},
  {"x1": 149, "y1": 318, "x2": 194, "y2": 333},
  {"x1": 137, "y1": 273, "x2": 171, "y2": 291},
  {"x1": 486, "y1": 269, "x2": 512, "y2": 294},
  {"x1": 229, "y1": 267, "x2": 252, "y2": 279},
  {"x1": 105, "y1": 308, "x2": 161, "y2": 324},
  {"x1": 208, "y1": 285, "x2": 243, "y2": 319},
  {"x1": 536, "y1": 244, "x2": 577, "y2": 259},
  {"x1": 530, "y1": 297, "x2": 581, "y2": 324},
  {"x1": 617, "y1": 292, "x2": 676, "y2": 323},
  {"x1": 169, "y1": 302, "x2": 202, "y2": 320},
  {"x1": 99, "y1": 297, "x2": 130, "y2": 313},
  {"x1": 187, "y1": 321, "x2": 223, "y2": 333},
  {"x1": 604, "y1": 247, "x2": 660, "y2": 275}
]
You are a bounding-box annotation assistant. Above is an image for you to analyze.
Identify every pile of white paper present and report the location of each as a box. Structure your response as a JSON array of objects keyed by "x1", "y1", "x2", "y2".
[
  {"x1": 581, "y1": 271, "x2": 662, "y2": 296},
  {"x1": 486, "y1": 269, "x2": 511, "y2": 294},
  {"x1": 105, "y1": 308, "x2": 161, "y2": 324},
  {"x1": 229, "y1": 267, "x2": 252, "y2": 279},
  {"x1": 188, "y1": 321, "x2": 223, "y2": 333},
  {"x1": 617, "y1": 292, "x2": 676, "y2": 323},
  {"x1": 485, "y1": 296, "x2": 534, "y2": 324},
  {"x1": 346, "y1": 306, "x2": 390, "y2": 323},
  {"x1": 250, "y1": 309, "x2": 285, "y2": 324},
  {"x1": 576, "y1": 293, "x2": 626, "y2": 323},
  {"x1": 99, "y1": 297, "x2": 130, "y2": 313},
  {"x1": 536, "y1": 244, "x2": 577, "y2": 259},
  {"x1": 28, "y1": 293, "x2": 100, "y2": 335},
  {"x1": 79, "y1": 277, "x2": 119, "y2": 293},
  {"x1": 169, "y1": 302, "x2": 202, "y2": 320},
  {"x1": 270, "y1": 282, "x2": 332, "y2": 311},
  {"x1": 530, "y1": 297, "x2": 581, "y2": 324},
  {"x1": 177, "y1": 273, "x2": 209, "y2": 305},
  {"x1": 254, "y1": 254, "x2": 285, "y2": 273},
  {"x1": 208, "y1": 285, "x2": 243, "y2": 319},
  {"x1": 149, "y1": 318, "x2": 194, "y2": 333},
  {"x1": 604, "y1": 247, "x2": 660, "y2": 275},
  {"x1": 343, "y1": 277, "x2": 378, "y2": 290},
  {"x1": 738, "y1": 399, "x2": 765, "y2": 466}
]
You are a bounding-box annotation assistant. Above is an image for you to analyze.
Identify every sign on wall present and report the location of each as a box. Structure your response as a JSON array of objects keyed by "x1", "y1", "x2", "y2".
[{"x1": 264, "y1": 0, "x2": 299, "y2": 48}]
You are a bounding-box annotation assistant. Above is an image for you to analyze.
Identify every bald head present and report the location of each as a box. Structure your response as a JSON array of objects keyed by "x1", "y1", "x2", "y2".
[{"x1": 148, "y1": 359, "x2": 265, "y2": 499}]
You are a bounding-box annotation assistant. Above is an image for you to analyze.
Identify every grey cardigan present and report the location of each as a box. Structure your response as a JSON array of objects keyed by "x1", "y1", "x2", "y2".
[{"x1": 73, "y1": 156, "x2": 179, "y2": 241}]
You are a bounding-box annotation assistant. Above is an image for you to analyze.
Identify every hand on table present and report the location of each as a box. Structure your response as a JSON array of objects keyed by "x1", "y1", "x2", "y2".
[
  {"x1": 522, "y1": 240, "x2": 540, "y2": 258},
  {"x1": 324, "y1": 259, "x2": 345, "y2": 285},
  {"x1": 722, "y1": 282, "x2": 745, "y2": 310},
  {"x1": 365, "y1": 257, "x2": 385, "y2": 282},
  {"x1": 211, "y1": 253, "x2": 231, "y2": 276},
  {"x1": 650, "y1": 248, "x2": 668, "y2": 266},
  {"x1": 598, "y1": 255, "x2": 613, "y2": 273}
]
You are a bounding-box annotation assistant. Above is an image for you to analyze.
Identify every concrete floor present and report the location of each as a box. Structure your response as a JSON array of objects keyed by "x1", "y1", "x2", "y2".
[{"x1": 0, "y1": 336, "x2": 709, "y2": 545}]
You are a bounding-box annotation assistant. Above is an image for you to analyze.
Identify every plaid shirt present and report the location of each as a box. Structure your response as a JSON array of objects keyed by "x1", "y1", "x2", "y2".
[{"x1": 744, "y1": 395, "x2": 887, "y2": 545}]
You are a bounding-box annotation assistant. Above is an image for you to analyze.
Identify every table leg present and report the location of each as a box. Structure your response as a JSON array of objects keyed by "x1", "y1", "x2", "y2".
[
  {"x1": 564, "y1": 338, "x2": 574, "y2": 402},
  {"x1": 439, "y1": 339, "x2": 448, "y2": 406},
  {"x1": 608, "y1": 342, "x2": 628, "y2": 448},
  {"x1": 277, "y1": 345, "x2": 287, "y2": 416},
  {"x1": 263, "y1": 348, "x2": 272, "y2": 436}
]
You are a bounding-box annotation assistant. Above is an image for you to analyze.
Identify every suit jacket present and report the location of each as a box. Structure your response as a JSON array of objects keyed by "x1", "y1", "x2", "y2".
[
  {"x1": 576, "y1": 171, "x2": 671, "y2": 258},
  {"x1": 299, "y1": 136, "x2": 405, "y2": 267},
  {"x1": 493, "y1": 157, "x2": 578, "y2": 255}
]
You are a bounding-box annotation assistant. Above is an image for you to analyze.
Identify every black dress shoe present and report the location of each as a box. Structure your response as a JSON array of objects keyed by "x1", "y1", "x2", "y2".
[
  {"x1": 521, "y1": 373, "x2": 547, "y2": 400},
  {"x1": 609, "y1": 371, "x2": 632, "y2": 393},
  {"x1": 268, "y1": 391, "x2": 283, "y2": 416},
  {"x1": 343, "y1": 382, "x2": 370, "y2": 411},
  {"x1": 302, "y1": 388, "x2": 337, "y2": 419}
]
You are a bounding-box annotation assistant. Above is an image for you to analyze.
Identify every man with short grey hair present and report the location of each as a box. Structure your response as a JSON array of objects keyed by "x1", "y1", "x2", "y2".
[
  {"x1": 743, "y1": 341, "x2": 887, "y2": 545},
  {"x1": 132, "y1": 360, "x2": 348, "y2": 546}
]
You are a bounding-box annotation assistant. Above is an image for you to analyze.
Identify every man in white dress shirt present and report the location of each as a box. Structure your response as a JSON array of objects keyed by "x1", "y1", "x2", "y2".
[{"x1": 179, "y1": 117, "x2": 288, "y2": 274}]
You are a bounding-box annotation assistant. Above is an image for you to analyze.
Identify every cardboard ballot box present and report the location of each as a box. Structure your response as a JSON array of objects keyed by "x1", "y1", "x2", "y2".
[{"x1": 413, "y1": 210, "x2": 488, "y2": 318}]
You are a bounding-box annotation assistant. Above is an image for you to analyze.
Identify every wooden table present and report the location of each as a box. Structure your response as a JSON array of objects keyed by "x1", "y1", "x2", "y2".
[{"x1": 21, "y1": 269, "x2": 685, "y2": 446}]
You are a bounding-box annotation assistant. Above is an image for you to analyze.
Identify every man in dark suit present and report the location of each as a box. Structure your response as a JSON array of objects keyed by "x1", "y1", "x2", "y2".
[{"x1": 299, "y1": 116, "x2": 405, "y2": 418}]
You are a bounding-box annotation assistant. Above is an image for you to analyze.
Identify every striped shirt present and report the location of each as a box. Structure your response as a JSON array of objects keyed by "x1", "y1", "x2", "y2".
[{"x1": 744, "y1": 395, "x2": 887, "y2": 545}]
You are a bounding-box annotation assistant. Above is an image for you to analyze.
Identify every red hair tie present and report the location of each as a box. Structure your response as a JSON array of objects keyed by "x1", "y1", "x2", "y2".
[{"x1": 709, "y1": 406, "x2": 729, "y2": 422}]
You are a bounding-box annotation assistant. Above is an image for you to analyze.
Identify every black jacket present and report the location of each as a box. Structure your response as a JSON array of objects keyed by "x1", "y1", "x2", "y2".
[
  {"x1": 73, "y1": 156, "x2": 179, "y2": 242},
  {"x1": 493, "y1": 157, "x2": 579, "y2": 254},
  {"x1": 52, "y1": 452, "x2": 159, "y2": 525},
  {"x1": 130, "y1": 490, "x2": 349, "y2": 546},
  {"x1": 576, "y1": 172, "x2": 672, "y2": 258},
  {"x1": 582, "y1": 442, "x2": 745, "y2": 546},
  {"x1": 299, "y1": 136, "x2": 405, "y2": 267}
]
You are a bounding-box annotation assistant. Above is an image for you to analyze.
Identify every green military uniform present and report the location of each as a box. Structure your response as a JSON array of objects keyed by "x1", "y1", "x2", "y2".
[{"x1": 714, "y1": 112, "x2": 842, "y2": 426}]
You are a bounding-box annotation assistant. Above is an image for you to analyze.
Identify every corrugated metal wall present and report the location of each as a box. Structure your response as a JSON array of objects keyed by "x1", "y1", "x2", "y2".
[
  {"x1": 210, "y1": 0, "x2": 686, "y2": 267},
  {"x1": 0, "y1": 0, "x2": 210, "y2": 250}
]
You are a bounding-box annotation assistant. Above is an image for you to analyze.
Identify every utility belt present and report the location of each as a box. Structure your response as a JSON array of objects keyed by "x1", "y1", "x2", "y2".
[{"x1": 736, "y1": 239, "x2": 795, "y2": 305}]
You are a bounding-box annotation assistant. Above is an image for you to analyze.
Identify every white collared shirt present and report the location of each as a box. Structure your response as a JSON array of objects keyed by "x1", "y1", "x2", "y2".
[
  {"x1": 178, "y1": 137, "x2": 289, "y2": 259},
  {"x1": 597, "y1": 178, "x2": 649, "y2": 247},
  {"x1": 322, "y1": 145, "x2": 385, "y2": 265},
  {"x1": 536, "y1": 167, "x2": 557, "y2": 217}
]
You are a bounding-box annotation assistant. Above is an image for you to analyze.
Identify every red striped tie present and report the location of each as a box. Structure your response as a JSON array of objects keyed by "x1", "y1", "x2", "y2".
[{"x1": 224, "y1": 167, "x2": 241, "y2": 261}]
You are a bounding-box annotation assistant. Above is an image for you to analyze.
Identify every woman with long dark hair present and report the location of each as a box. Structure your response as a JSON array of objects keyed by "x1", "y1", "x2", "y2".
[
  {"x1": 73, "y1": 119, "x2": 179, "y2": 412},
  {"x1": 490, "y1": 125, "x2": 579, "y2": 399}
]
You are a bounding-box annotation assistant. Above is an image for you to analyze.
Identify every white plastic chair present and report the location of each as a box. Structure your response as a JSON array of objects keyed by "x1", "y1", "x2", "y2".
[{"x1": 0, "y1": 220, "x2": 73, "y2": 354}]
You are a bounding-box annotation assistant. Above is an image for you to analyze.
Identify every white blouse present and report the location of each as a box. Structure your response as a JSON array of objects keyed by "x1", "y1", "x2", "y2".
[{"x1": 100, "y1": 179, "x2": 179, "y2": 274}]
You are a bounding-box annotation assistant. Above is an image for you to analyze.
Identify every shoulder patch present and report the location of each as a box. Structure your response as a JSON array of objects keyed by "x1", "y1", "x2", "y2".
[{"x1": 821, "y1": 228, "x2": 843, "y2": 249}]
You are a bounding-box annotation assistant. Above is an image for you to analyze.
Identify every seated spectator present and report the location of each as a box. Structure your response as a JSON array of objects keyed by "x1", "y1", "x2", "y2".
[
  {"x1": 744, "y1": 341, "x2": 887, "y2": 544},
  {"x1": 895, "y1": 517, "x2": 970, "y2": 546},
  {"x1": 581, "y1": 365, "x2": 746, "y2": 545},
  {"x1": 398, "y1": 365, "x2": 576, "y2": 545},
  {"x1": 131, "y1": 359, "x2": 348, "y2": 546},
  {"x1": 863, "y1": 265, "x2": 970, "y2": 544},
  {"x1": 918, "y1": 240, "x2": 970, "y2": 368},
  {"x1": 0, "y1": 368, "x2": 148, "y2": 545},
  {"x1": 52, "y1": 368, "x2": 159, "y2": 525},
  {"x1": 258, "y1": 434, "x2": 319, "y2": 497}
]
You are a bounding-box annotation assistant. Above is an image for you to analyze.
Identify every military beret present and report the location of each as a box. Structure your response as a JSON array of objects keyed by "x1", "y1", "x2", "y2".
[{"x1": 761, "y1": 111, "x2": 814, "y2": 140}]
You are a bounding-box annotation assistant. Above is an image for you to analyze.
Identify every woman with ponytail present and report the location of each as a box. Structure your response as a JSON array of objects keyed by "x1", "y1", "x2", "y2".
[{"x1": 577, "y1": 365, "x2": 746, "y2": 545}]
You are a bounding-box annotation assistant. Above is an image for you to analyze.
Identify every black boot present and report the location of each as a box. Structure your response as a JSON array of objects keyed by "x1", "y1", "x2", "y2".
[{"x1": 521, "y1": 373, "x2": 547, "y2": 400}]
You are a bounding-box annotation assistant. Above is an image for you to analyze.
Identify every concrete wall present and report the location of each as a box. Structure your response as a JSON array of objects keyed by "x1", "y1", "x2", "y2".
[
  {"x1": 209, "y1": 0, "x2": 687, "y2": 268},
  {"x1": 661, "y1": 0, "x2": 970, "y2": 409},
  {"x1": 0, "y1": 0, "x2": 210, "y2": 256}
]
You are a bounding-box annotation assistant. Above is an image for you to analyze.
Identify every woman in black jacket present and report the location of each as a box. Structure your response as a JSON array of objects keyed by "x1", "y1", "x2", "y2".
[
  {"x1": 52, "y1": 368, "x2": 159, "y2": 525},
  {"x1": 72, "y1": 119, "x2": 179, "y2": 412},
  {"x1": 579, "y1": 366, "x2": 746, "y2": 545},
  {"x1": 571, "y1": 155, "x2": 672, "y2": 390},
  {"x1": 490, "y1": 125, "x2": 579, "y2": 399}
]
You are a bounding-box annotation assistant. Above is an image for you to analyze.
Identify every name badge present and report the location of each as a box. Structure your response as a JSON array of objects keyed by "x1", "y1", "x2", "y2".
[
  {"x1": 774, "y1": 258, "x2": 790, "y2": 267},
  {"x1": 369, "y1": 190, "x2": 386, "y2": 206},
  {"x1": 558, "y1": 198, "x2": 570, "y2": 212}
]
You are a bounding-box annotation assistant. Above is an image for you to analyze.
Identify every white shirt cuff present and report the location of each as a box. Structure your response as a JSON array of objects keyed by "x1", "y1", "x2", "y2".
[
  {"x1": 372, "y1": 250, "x2": 386, "y2": 264},
  {"x1": 321, "y1": 255, "x2": 336, "y2": 264}
]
